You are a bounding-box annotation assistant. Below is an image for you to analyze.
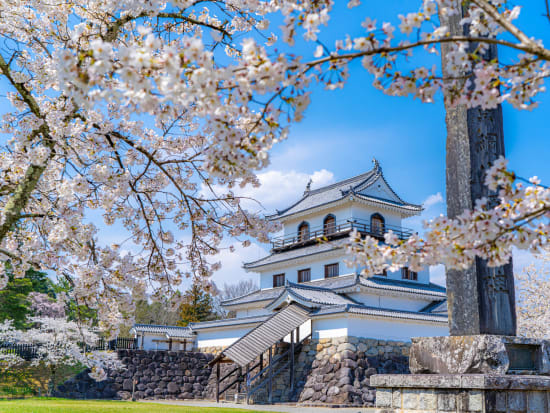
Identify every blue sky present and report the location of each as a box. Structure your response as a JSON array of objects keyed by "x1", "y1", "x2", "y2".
[{"x1": 210, "y1": 2, "x2": 550, "y2": 289}]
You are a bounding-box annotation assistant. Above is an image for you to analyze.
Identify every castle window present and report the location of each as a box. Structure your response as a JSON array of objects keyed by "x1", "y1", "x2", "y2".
[
  {"x1": 324, "y1": 263, "x2": 339, "y2": 278},
  {"x1": 298, "y1": 222, "x2": 310, "y2": 242},
  {"x1": 401, "y1": 267, "x2": 417, "y2": 281},
  {"x1": 323, "y1": 214, "x2": 336, "y2": 235},
  {"x1": 273, "y1": 273, "x2": 285, "y2": 287},
  {"x1": 370, "y1": 213, "x2": 385, "y2": 236},
  {"x1": 298, "y1": 268, "x2": 311, "y2": 283}
]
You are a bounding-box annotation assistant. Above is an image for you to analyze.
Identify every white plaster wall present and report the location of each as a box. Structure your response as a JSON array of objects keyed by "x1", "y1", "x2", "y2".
[
  {"x1": 258, "y1": 256, "x2": 354, "y2": 289},
  {"x1": 350, "y1": 204, "x2": 402, "y2": 228},
  {"x1": 347, "y1": 292, "x2": 432, "y2": 312},
  {"x1": 137, "y1": 333, "x2": 194, "y2": 351},
  {"x1": 312, "y1": 315, "x2": 448, "y2": 341},
  {"x1": 195, "y1": 326, "x2": 253, "y2": 348},
  {"x1": 282, "y1": 205, "x2": 352, "y2": 237},
  {"x1": 235, "y1": 307, "x2": 270, "y2": 318},
  {"x1": 312, "y1": 316, "x2": 349, "y2": 339},
  {"x1": 282, "y1": 319, "x2": 312, "y2": 343},
  {"x1": 140, "y1": 333, "x2": 170, "y2": 350}
]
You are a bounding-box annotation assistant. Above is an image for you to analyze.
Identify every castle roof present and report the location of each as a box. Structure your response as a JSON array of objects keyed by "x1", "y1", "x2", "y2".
[
  {"x1": 267, "y1": 159, "x2": 422, "y2": 221},
  {"x1": 130, "y1": 323, "x2": 193, "y2": 339},
  {"x1": 221, "y1": 274, "x2": 446, "y2": 309},
  {"x1": 243, "y1": 238, "x2": 346, "y2": 270},
  {"x1": 264, "y1": 281, "x2": 357, "y2": 311}
]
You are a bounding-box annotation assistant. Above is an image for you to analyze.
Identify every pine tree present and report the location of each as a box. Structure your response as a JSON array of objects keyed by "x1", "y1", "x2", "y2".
[{"x1": 178, "y1": 280, "x2": 217, "y2": 326}]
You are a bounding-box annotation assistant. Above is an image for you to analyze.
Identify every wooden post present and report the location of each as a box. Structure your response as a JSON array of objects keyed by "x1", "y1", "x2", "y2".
[
  {"x1": 268, "y1": 346, "x2": 273, "y2": 404},
  {"x1": 245, "y1": 363, "x2": 250, "y2": 405},
  {"x1": 290, "y1": 330, "x2": 295, "y2": 393},
  {"x1": 259, "y1": 353, "x2": 263, "y2": 375},
  {"x1": 183, "y1": 339, "x2": 187, "y2": 351},
  {"x1": 216, "y1": 362, "x2": 220, "y2": 403},
  {"x1": 237, "y1": 366, "x2": 242, "y2": 394},
  {"x1": 169, "y1": 339, "x2": 172, "y2": 351},
  {"x1": 141, "y1": 334, "x2": 145, "y2": 349}
]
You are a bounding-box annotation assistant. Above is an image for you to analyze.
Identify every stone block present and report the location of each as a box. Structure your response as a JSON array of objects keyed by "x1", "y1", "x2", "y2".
[
  {"x1": 376, "y1": 388, "x2": 392, "y2": 408},
  {"x1": 392, "y1": 388, "x2": 401, "y2": 408},
  {"x1": 509, "y1": 391, "x2": 527, "y2": 412},
  {"x1": 122, "y1": 378, "x2": 133, "y2": 391},
  {"x1": 402, "y1": 389, "x2": 419, "y2": 409},
  {"x1": 494, "y1": 392, "x2": 507, "y2": 412},
  {"x1": 528, "y1": 391, "x2": 546, "y2": 413},
  {"x1": 419, "y1": 390, "x2": 436, "y2": 410},
  {"x1": 437, "y1": 391, "x2": 456, "y2": 411},
  {"x1": 468, "y1": 390, "x2": 483, "y2": 412},
  {"x1": 337, "y1": 343, "x2": 356, "y2": 352}
]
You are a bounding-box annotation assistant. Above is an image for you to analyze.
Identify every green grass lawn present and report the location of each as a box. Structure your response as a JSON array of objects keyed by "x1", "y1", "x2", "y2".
[{"x1": 0, "y1": 398, "x2": 269, "y2": 413}]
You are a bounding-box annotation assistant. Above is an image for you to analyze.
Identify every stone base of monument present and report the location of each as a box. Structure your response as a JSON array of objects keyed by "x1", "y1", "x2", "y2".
[
  {"x1": 409, "y1": 336, "x2": 550, "y2": 375},
  {"x1": 371, "y1": 374, "x2": 550, "y2": 412}
]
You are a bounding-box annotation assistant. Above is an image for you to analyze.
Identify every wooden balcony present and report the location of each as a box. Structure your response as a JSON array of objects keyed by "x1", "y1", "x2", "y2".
[{"x1": 270, "y1": 218, "x2": 413, "y2": 252}]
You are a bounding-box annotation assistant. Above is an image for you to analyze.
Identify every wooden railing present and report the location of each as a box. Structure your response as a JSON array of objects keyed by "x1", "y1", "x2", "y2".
[
  {"x1": 1, "y1": 337, "x2": 137, "y2": 360},
  {"x1": 271, "y1": 218, "x2": 413, "y2": 250},
  {"x1": 0, "y1": 342, "x2": 38, "y2": 360}
]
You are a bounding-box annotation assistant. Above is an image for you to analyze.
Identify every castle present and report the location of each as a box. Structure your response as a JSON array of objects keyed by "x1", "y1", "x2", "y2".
[{"x1": 131, "y1": 159, "x2": 449, "y2": 351}]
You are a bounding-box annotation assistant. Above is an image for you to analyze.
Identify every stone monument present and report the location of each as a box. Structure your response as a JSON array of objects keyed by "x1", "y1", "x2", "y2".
[{"x1": 371, "y1": 2, "x2": 550, "y2": 411}]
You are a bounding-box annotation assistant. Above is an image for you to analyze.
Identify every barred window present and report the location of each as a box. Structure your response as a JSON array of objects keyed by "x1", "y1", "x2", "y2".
[
  {"x1": 401, "y1": 267, "x2": 417, "y2": 281},
  {"x1": 298, "y1": 268, "x2": 311, "y2": 283},
  {"x1": 324, "y1": 263, "x2": 339, "y2": 278},
  {"x1": 273, "y1": 273, "x2": 285, "y2": 287}
]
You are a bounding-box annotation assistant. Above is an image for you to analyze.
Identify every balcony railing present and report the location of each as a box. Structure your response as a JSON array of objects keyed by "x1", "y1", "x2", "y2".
[{"x1": 271, "y1": 218, "x2": 414, "y2": 251}]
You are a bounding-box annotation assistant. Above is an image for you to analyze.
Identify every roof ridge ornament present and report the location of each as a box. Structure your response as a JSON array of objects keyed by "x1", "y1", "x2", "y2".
[
  {"x1": 372, "y1": 157, "x2": 381, "y2": 173},
  {"x1": 303, "y1": 178, "x2": 312, "y2": 196}
]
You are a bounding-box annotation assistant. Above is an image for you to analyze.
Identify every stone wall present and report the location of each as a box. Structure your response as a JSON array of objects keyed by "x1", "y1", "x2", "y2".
[
  {"x1": 297, "y1": 336, "x2": 410, "y2": 407},
  {"x1": 55, "y1": 337, "x2": 410, "y2": 407},
  {"x1": 54, "y1": 350, "x2": 214, "y2": 400},
  {"x1": 196, "y1": 345, "x2": 226, "y2": 355}
]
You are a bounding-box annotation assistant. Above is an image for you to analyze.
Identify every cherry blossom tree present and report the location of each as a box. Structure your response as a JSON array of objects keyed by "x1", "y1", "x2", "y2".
[
  {"x1": 0, "y1": 0, "x2": 549, "y2": 334},
  {"x1": 347, "y1": 158, "x2": 550, "y2": 275},
  {"x1": 0, "y1": 294, "x2": 120, "y2": 393},
  {"x1": 516, "y1": 252, "x2": 550, "y2": 339}
]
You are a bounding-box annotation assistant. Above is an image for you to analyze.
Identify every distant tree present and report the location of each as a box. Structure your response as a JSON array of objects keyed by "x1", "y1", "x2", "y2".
[
  {"x1": 219, "y1": 279, "x2": 259, "y2": 301},
  {"x1": 178, "y1": 280, "x2": 218, "y2": 326},
  {"x1": 516, "y1": 251, "x2": 550, "y2": 339},
  {"x1": 135, "y1": 299, "x2": 181, "y2": 326},
  {"x1": 0, "y1": 268, "x2": 55, "y2": 330}
]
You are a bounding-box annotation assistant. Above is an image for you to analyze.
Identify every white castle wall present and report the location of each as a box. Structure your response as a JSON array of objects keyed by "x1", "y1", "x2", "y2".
[
  {"x1": 258, "y1": 260, "x2": 353, "y2": 289},
  {"x1": 313, "y1": 315, "x2": 448, "y2": 341}
]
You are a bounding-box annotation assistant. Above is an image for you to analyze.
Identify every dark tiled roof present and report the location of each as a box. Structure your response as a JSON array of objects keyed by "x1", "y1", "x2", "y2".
[
  {"x1": 221, "y1": 288, "x2": 284, "y2": 307},
  {"x1": 266, "y1": 282, "x2": 356, "y2": 309},
  {"x1": 243, "y1": 239, "x2": 345, "y2": 269},
  {"x1": 130, "y1": 324, "x2": 193, "y2": 338},
  {"x1": 356, "y1": 276, "x2": 447, "y2": 298},
  {"x1": 267, "y1": 160, "x2": 421, "y2": 220},
  {"x1": 222, "y1": 274, "x2": 446, "y2": 308},
  {"x1": 189, "y1": 314, "x2": 270, "y2": 330},
  {"x1": 420, "y1": 299, "x2": 448, "y2": 314},
  {"x1": 313, "y1": 304, "x2": 448, "y2": 323}
]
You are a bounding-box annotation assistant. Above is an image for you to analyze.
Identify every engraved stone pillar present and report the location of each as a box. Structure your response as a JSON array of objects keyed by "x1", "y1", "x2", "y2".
[{"x1": 440, "y1": 1, "x2": 516, "y2": 336}]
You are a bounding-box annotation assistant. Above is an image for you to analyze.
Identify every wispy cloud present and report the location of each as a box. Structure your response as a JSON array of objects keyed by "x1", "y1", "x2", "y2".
[
  {"x1": 423, "y1": 192, "x2": 444, "y2": 209},
  {"x1": 201, "y1": 169, "x2": 335, "y2": 214}
]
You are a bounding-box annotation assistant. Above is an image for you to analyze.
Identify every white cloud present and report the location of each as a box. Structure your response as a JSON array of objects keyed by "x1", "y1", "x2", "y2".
[
  {"x1": 202, "y1": 169, "x2": 335, "y2": 214},
  {"x1": 209, "y1": 242, "x2": 268, "y2": 287},
  {"x1": 423, "y1": 192, "x2": 444, "y2": 209},
  {"x1": 405, "y1": 192, "x2": 446, "y2": 234}
]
